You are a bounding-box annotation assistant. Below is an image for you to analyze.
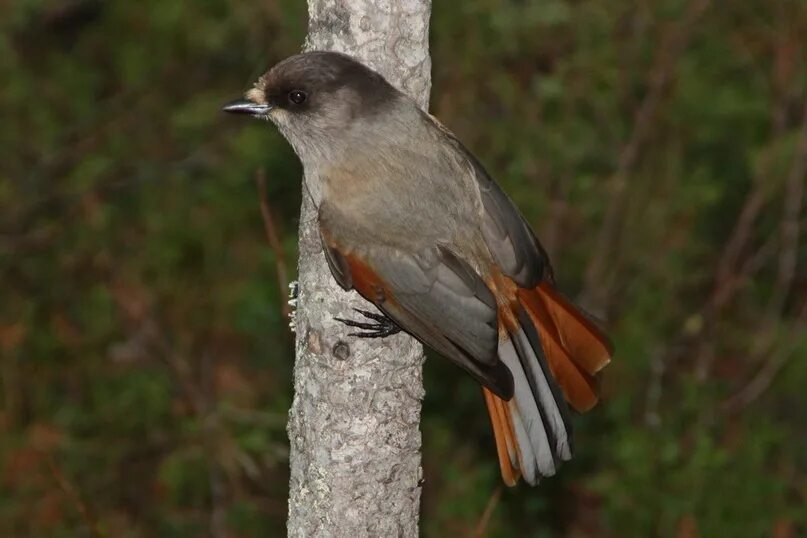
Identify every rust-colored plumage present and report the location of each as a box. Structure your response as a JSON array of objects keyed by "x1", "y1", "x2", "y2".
[{"x1": 483, "y1": 387, "x2": 520, "y2": 486}]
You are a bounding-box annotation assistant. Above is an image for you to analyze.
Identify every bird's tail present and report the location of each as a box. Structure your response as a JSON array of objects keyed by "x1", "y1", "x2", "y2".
[{"x1": 483, "y1": 282, "x2": 613, "y2": 486}]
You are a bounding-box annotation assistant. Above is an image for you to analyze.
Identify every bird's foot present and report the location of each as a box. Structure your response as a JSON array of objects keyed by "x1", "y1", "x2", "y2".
[{"x1": 334, "y1": 308, "x2": 402, "y2": 338}]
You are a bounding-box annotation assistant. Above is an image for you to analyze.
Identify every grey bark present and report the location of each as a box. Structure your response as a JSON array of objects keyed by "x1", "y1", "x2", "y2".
[{"x1": 287, "y1": 1, "x2": 432, "y2": 537}]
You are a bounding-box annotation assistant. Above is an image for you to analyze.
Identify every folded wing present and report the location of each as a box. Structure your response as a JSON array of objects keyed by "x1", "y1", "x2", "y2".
[{"x1": 321, "y1": 234, "x2": 514, "y2": 400}]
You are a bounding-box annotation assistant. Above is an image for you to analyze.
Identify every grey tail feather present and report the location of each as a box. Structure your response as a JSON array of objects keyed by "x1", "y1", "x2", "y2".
[{"x1": 497, "y1": 308, "x2": 573, "y2": 485}]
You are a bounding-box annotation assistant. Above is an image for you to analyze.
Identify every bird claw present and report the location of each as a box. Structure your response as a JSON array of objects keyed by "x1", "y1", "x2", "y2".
[{"x1": 334, "y1": 308, "x2": 402, "y2": 338}]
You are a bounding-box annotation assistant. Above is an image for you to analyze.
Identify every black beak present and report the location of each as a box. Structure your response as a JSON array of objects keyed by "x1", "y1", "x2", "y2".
[{"x1": 222, "y1": 98, "x2": 273, "y2": 117}]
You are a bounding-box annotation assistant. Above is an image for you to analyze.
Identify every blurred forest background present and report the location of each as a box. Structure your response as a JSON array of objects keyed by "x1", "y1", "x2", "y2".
[{"x1": 2, "y1": 0, "x2": 807, "y2": 536}]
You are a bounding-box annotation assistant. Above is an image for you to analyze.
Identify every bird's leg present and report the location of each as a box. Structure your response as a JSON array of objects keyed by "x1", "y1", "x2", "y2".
[{"x1": 334, "y1": 308, "x2": 402, "y2": 338}]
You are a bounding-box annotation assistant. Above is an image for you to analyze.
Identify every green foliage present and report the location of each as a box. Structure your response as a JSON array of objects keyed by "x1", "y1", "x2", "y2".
[{"x1": 2, "y1": 0, "x2": 806, "y2": 536}]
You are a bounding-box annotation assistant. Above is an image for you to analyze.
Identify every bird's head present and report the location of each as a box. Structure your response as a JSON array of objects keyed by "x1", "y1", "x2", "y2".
[{"x1": 224, "y1": 51, "x2": 398, "y2": 159}]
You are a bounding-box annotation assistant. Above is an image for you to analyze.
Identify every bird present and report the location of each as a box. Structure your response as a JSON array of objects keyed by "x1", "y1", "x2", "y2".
[{"x1": 224, "y1": 51, "x2": 613, "y2": 486}]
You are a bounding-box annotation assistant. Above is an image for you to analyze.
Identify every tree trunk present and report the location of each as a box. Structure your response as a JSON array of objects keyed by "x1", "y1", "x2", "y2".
[{"x1": 287, "y1": 1, "x2": 432, "y2": 537}]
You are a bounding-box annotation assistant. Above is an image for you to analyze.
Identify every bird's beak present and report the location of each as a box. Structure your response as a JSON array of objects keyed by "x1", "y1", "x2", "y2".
[{"x1": 222, "y1": 98, "x2": 273, "y2": 117}]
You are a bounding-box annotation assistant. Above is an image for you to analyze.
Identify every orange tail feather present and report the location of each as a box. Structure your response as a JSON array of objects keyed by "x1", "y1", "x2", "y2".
[
  {"x1": 482, "y1": 387, "x2": 521, "y2": 486},
  {"x1": 516, "y1": 283, "x2": 613, "y2": 413}
]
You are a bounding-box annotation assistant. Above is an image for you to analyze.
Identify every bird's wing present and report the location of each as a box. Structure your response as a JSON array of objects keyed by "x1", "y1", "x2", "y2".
[
  {"x1": 321, "y1": 231, "x2": 514, "y2": 399},
  {"x1": 475, "y1": 168, "x2": 551, "y2": 287},
  {"x1": 422, "y1": 110, "x2": 552, "y2": 288}
]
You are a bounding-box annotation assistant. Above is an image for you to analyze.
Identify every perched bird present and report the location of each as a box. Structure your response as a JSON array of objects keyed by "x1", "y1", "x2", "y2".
[{"x1": 224, "y1": 51, "x2": 613, "y2": 486}]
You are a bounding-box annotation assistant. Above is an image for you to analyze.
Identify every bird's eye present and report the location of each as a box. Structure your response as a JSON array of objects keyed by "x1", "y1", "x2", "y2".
[{"x1": 288, "y1": 90, "x2": 307, "y2": 105}]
